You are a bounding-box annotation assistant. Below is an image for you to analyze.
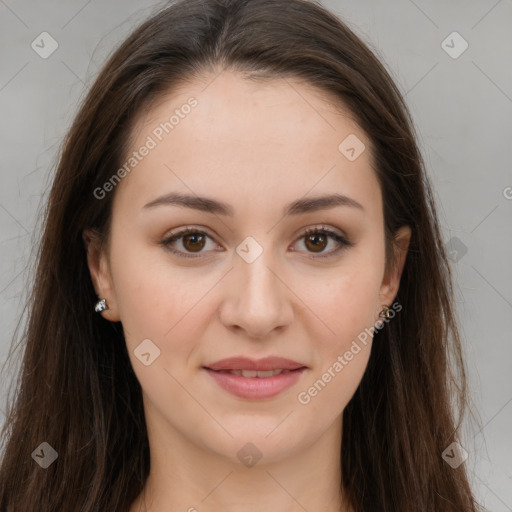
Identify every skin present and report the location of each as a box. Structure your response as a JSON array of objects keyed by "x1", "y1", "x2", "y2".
[{"x1": 84, "y1": 69, "x2": 410, "y2": 512}]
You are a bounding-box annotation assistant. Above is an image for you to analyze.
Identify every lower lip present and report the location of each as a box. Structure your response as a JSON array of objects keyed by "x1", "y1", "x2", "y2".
[{"x1": 204, "y1": 368, "x2": 306, "y2": 400}]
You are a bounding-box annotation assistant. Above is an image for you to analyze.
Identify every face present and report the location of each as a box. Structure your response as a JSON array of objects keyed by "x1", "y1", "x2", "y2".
[{"x1": 86, "y1": 70, "x2": 409, "y2": 466}]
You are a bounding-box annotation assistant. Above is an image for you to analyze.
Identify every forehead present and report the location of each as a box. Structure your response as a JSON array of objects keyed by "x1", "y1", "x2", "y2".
[{"x1": 114, "y1": 70, "x2": 381, "y2": 220}]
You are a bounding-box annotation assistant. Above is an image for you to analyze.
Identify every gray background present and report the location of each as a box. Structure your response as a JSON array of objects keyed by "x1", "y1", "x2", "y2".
[{"x1": 1, "y1": 0, "x2": 511, "y2": 510}]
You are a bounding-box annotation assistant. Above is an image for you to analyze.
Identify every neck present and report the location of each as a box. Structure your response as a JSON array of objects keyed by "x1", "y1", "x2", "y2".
[{"x1": 130, "y1": 411, "x2": 349, "y2": 512}]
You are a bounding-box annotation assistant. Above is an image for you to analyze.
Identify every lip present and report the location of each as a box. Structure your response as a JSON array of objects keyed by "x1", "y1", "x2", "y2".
[
  {"x1": 205, "y1": 356, "x2": 306, "y2": 371},
  {"x1": 203, "y1": 356, "x2": 308, "y2": 400},
  {"x1": 204, "y1": 367, "x2": 306, "y2": 399}
]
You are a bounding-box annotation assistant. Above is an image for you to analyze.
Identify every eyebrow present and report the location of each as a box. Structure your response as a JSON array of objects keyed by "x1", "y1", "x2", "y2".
[{"x1": 143, "y1": 192, "x2": 364, "y2": 216}]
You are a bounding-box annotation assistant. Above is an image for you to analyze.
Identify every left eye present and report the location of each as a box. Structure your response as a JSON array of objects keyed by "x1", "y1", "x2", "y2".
[
  {"x1": 294, "y1": 227, "x2": 352, "y2": 258},
  {"x1": 161, "y1": 226, "x2": 352, "y2": 259}
]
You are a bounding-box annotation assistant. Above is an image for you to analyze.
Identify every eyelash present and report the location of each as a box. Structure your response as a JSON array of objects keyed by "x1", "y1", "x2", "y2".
[{"x1": 161, "y1": 225, "x2": 353, "y2": 260}]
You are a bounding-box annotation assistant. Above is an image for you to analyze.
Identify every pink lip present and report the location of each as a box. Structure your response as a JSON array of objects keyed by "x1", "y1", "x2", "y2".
[
  {"x1": 203, "y1": 356, "x2": 308, "y2": 400},
  {"x1": 204, "y1": 367, "x2": 306, "y2": 399}
]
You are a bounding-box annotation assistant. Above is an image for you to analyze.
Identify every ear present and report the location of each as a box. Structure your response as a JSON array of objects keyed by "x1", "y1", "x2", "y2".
[
  {"x1": 379, "y1": 225, "x2": 411, "y2": 309},
  {"x1": 83, "y1": 228, "x2": 120, "y2": 322}
]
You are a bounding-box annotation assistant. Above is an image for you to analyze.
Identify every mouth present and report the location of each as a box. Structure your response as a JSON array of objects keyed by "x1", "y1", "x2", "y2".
[
  {"x1": 202, "y1": 357, "x2": 308, "y2": 400},
  {"x1": 204, "y1": 355, "x2": 307, "y2": 372},
  {"x1": 206, "y1": 368, "x2": 303, "y2": 377}
]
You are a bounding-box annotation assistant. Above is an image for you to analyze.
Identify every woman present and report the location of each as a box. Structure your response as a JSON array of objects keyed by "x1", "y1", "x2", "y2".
[{"x1": 0, "y1": 0, "x2": 481, "y2": 510}]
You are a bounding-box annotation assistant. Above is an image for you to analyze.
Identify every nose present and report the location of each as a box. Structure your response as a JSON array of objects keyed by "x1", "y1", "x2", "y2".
[{"x1": 218, "y1": 248, "x2": 294, "y2": 339}]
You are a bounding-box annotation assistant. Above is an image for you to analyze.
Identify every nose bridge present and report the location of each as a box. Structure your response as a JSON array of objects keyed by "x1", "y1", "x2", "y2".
[
  {"x1": 237, "y1": 245, "x2": 282, "y2": 311},
  {"x1": 219, "y1": 238, "x2": 293, "y2": 337}
]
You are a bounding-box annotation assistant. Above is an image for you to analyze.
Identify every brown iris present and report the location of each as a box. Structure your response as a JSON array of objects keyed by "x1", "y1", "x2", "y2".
[
  {"x1": 304, "y1": 232, "x2": 327, "y2": 252},
  {"x1": 182, "y1": 232, "x2": 206, "y2": 252}
]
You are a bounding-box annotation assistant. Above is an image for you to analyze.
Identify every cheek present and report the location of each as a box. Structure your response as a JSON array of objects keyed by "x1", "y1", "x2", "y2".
[
  {"x1": 296, "y1": 248, "x2": 384, "y2": 413},
  {"x1": 302, "y1": 276, "x2": 377, "y2": 395},
  {"x1": 110, "y1": 250, "x2": 213, "y2": 415},
  {"x1": 295, "y1": 271, "x2": 379, "y2": 424},
  {"x1": 108, "y1": 234, "x2": 220, "y2": 368},
  {"x1": 305, "y1": 251, "x2": 384, "y2": 352}
]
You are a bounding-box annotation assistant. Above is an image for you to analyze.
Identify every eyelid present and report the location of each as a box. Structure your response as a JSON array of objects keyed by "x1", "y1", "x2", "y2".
[{"x1": 160, "y1": 224, "x2": 353, "y2": 259}]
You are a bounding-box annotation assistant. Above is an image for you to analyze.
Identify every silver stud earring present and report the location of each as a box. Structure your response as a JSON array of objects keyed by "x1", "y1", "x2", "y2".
[{"x1": 94, "y1": 298, "x2": 108, "y2": 313}]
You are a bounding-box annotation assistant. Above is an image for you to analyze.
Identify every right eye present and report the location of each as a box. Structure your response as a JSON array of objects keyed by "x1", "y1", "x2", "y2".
[{"x1": 161, "y1": 227, "x2": 220, "y2": 258}]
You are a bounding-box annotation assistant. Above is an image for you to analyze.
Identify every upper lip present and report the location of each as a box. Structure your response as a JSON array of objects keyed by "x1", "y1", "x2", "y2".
[{"x1": 204, "y1": 356, "x2": 307, "y2": 371}]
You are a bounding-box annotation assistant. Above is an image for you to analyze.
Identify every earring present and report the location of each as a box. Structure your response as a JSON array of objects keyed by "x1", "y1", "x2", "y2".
[
  {"x1": 94, "y1": 298, "x2": 108, "y2": 313},
  {"x1": 379, "y1": 305, "x2": 390, "y2": 319}
]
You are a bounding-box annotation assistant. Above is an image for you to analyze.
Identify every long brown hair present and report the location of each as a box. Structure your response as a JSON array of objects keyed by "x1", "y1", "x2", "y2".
[{"x1": 0, "y1": 0, "x2": 481, "y2": 510}]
